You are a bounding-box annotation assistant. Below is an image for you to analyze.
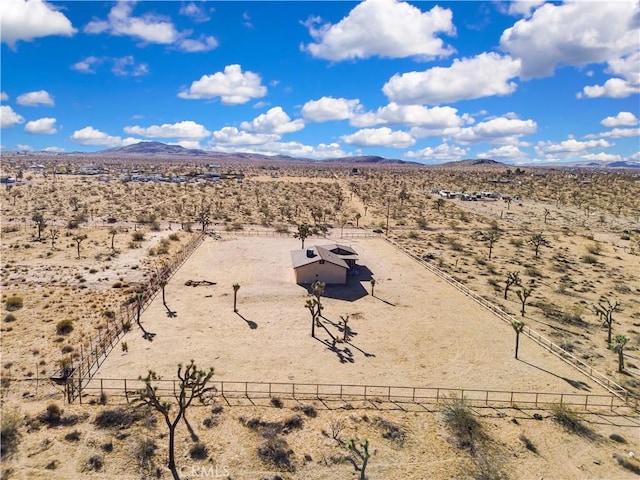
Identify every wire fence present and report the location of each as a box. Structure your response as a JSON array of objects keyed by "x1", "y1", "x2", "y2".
[
  {"x1": 62, "y1": 377, "x2": 637, "y2": 412},
  {"x1": 382, "y1": 237, "x2": 638, "y2": 411},
  {"x1": 61, "y1": 232, "x2": 206, "y2": 402}
]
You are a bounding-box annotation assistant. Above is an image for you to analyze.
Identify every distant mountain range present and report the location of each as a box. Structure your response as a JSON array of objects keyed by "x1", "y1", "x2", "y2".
[
  {"x1": 87, "y1": 142, "x2": 640, "y2": 169},
  {"x1": 98, "y1": 141, "x2": 416, "y2": 165}
]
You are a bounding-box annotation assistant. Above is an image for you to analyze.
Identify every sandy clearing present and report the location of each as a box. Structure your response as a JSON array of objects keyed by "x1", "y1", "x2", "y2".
[{"x1": 96, "y1": 235, "x2": 613, "y2": 399}]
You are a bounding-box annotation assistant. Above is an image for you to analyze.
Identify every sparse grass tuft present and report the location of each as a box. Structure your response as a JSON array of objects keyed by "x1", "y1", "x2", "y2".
[
  {"x1": 189, "y1": 442, "x2": 208, "y2": 460},
  {"x1": 443, "y1": 397, "x2": 482, "y2": 451},
  {"x1": 5, "y1": 296, "x2": 23, "y2": 311},
  {"x1": 55, "y1": 319, "x2": 74, "y2": 335}
]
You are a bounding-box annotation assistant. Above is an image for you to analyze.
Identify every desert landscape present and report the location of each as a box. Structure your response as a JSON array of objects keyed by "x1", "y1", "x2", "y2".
[{"x1": 1, "y1": 153, "x2": 639, "y2": 479}]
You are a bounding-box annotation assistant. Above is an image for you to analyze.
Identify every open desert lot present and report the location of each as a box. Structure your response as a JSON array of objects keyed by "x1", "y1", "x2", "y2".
[
  {"x1": 2, "y1": 159, "x2": 640, "y2": 480},
  {"x1": 98, "y1": 234, "x2": 619, "y2": 396}
]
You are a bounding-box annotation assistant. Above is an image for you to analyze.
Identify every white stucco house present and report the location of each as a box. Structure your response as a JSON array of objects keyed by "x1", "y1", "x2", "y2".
[{"x1": 290, "y1": 244, "x2": 358, "y2": 284}]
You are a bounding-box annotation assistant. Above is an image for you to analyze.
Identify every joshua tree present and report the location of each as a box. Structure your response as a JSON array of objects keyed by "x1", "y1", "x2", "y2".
[
  {"x1": 370, "y1": 278, "x2": 376, "y2": 297},
  {"x1": 159, "y1": 279, "x2": 171, "y2": 314},
  {"x1": 340, "y1": 314, "x2": 350, "y2": 342},
  {"x1": 294, "y1": 223, "x2": 312, "y2": 249},
  {"x1": 305, "y1": 299, "x2": 319, "y2": 338},
  {"x1": 311, "y1": 281, "x2": 325, "y2": 318},
  {"x1": 543, "y1": 208, "x2": 551, "y2": 224},
  {"x1": 434, "y1": 198, "x2": 446, "y2": 214},
  {"x1": 354, "y1": 212, "x2": 361, "y2": 227},
  {"x1": 511, "y1": 320, "x2": 525, "y2": 359},
  {"x1": 32, "y1": 212, "x2": 47, "y2": 240},
  {"x1": 347, "y1": 438, "x2": 371, "y2": 480},
  {"x1": 49, "y1": 227, "x2": 60, "y2": 250},
  {"x1": 69, "y1": 196, "x2": 80, "y2": 211},
  {"x1": 515, "y1": 285, "x2": 534, "y2": 317},
  {"x1": 232, "y1": 283, "x2": 240, "y2": 312},
  {"x1": 109, "y1": 228, "x2": 118, "y2": 251},
  {"x1": 612, "y1": 335, "x2": 629, "y2": 373},
  {"x1": 528, "y1": 233, "x2": 550, "y2": 257},
  {"x1": 137, "y1": 361, "x2": 215, "y2": 480},
  {"x1": 195, "y1": 202, "x2": 211, "y2": 232},
  {"x1": 504, "y1": 271, "x2": 520, "y2": 300},
  {"x1": 483, "y1": 230, "x2": 500, "y2": 259},
  {"x1": 135, "y1": 294, "x2": 155, "y2": 340},
  {"x1": 73, "y1": 234, "x2": 87, "y2": 259},
  {"x1": 593, "y1": 297, "x2": 621, "y2": 345}
]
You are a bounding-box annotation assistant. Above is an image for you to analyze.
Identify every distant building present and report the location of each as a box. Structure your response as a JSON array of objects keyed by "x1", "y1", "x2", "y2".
[{"x1": 290, "y1": 244, "x2": 358, "y2": 284}]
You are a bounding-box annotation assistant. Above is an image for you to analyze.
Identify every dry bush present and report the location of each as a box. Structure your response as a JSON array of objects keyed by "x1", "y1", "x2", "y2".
[
  {"x1": 443, "y1": 397, "x2": 483, "y2": 451},
  {"x1": 0, "y1": 409, "x2": 22, "y2": 457},
  {"x1": 4, "y1": 296, "x2": 23, "y2": 311}
]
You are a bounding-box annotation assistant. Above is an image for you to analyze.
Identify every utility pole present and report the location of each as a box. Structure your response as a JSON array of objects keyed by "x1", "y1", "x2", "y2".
[{"x1": 385, "y1": 197, "x2": 391, "y2": 236}]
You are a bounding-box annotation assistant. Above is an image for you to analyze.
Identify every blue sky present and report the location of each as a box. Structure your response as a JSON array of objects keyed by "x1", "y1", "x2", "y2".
[{"x1": 1, "y1": 0, "x2": 638, "y2": 164}]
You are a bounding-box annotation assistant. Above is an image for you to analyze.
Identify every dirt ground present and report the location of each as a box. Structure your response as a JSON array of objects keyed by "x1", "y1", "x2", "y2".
[{"x1": 98, "y1": 234, "x2": 618, "y2": 396}]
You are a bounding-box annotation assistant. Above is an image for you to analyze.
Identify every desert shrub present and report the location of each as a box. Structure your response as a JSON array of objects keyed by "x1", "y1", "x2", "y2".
[
  {"x1": 5, "y1": 296, "x2": 23, "y2": 311},
  {"x1": 64, "y1": 430, "x2": 81, "y2": 442},
  {"x1": 94, "y1": 407, "x2": 143, "y2": 429},
  {"x1": 551, "y1": 404, "x2": 596, "y2": 439},
  {"x1": 135, "y1": 436, "x2": 157, "y2": 470},
  {"x1": 609, "y1": 433, "x2": 626, "y2": 443},
  {"x1": 258, "y1": 437, "x2": 294, "y2": 471},
  {"x1": 294, "y1": 404, "x2": 317, "y2": 418},
  {"x1": 270, "y1": 397, "x2": 283, "y2": 408},
  {"x1": 43, "y1": 403, "x2": 63, "y2": 425},
  {"x1": 168, "y1": 232, "x2": 180, "y2": 241},
  {"x1": 156, "y1": 238, "x2": 171, "y2": 255},
  {"x1": 101, "y1": 441, "x2": 114, "y2": 452},
  {"x1": 407, "y1": 231, "x2": 420, "y2": 239},
  {"x1": 56, "y1": 319, "x2": 74, "y2": 335},
  {"x1": 189, "y1": 443, "x2": 208, "y2": 460},
  {"x1": 375, "y1": 417, "x2": 406, "y2": 446},
  {"x1": 613, "y1": 453, "x2": 640, "y2": 475},
  {"x1": 3, "y1": 313, "x2": 16, "y2": 323},
  {"x1": 0, "y1": 409, "x2": 22, "y2": 457},
  {"x1": 518, "y1": 434, "x2": 538, "y2": 454},
  {"x1": 85, "y1": 455, "x2": 103, "y2": 471},
  {"x1": 131, "y1": 232, "x2": 145, "y2": 242},
  {"x1": 586, "y1": 242, "x2": 603, "y2": 255},
  {"x1": 443, "y1": 397, "x2": 482, "y2": 451},
  {"x1": 473, "y1": 452, "x2": 509, "y2": 480},
  {"x1": 581, "y1": 254, "x2": 598, "y2": 264},
  {"x1": 284, "y1": 414, "x2": 304, "y2": 430},
  {"x1": 509, "y1": 238, "x2": 523, "y2": 248}
]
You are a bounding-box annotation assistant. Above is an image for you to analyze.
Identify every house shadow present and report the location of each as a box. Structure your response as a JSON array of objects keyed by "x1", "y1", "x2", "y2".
[{"x1": 298, "y1": 265, "x2": 374, "y2": 302}]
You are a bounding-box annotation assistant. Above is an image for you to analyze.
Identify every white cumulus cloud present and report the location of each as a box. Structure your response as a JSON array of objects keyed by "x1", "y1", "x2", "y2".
[
  {"x1": 1, "y1": 0, "x2": 76, "y2": 47},
  {"x1": 477, "y1": 145, "x2": 528, "y2": 162},
  {"x1": 70, "y1": 126, "x2": 141, "y2": 147},
  {"x1": 177, "y1": 35, "x2": 218, "y2": 53},
  {"x1": 302, "y1": 97, "x2": 362, "y2": 122},
  {"x1": 341, "y1": 127, "x2": 415, "y2": 148},
  {"x1": 0, "y1": 106, "x2": 25, "y2": 128},
  {"x1": 450, "y1": 116, "x2": 537, "y2": 145},
  {"x1": 351, "y1": 103, "x2": 465, "y2": 130},
  {"x1": 178, "y1": 64, "x2": 267, "y2": 105},
  {"x1": 583, "y1": 152, "x2": 622, "y2": 162},
  {"x1": 1, "y1": 92, "x2": 9, "y2": 102},
  {"x1": 601, "y1": 111, "x2": 638, "y2": 128},
  {"x1": 501, "y1": 1, "x2": 639, "y2": 79},
  {"x1": 211, "y1": 127, "x2": 278, "y2": 146},
  {"x1": 598, "y1": 127, "x2": 640, "y2": 138},
  {"x1": 504, "y1": 0, "x2": 546, "y2": 18},
  {"x1": 535, "y1": 138, "x2": 613, "y2": 159},
  {"x1": 179, "y1": 2, "x2": 211, "y2": 23},
  {"x1": 25, "y1": 117, "x2": 57, "y2": 134},
  {"x1": 303, "y1": 0, "x2": 455, "y2": 61},
  {"x1": 43, "y1": 146, "x2": 65, "y2": 152},
  {"x1": 383, "y1": 53, "x2": 521, "y2": 105},
  {"x1": 111, "y1": 56, "x2": 149, "y2": 77},
  {"x1": 16, "y1": 90, "x2": 54, "y2": 107},
  {"x1": 84, "y1": 1, "x2": 177, "y2": 44},
  {"x1": 405, "y1": 143, "x2": 468, "y2": 162},
  {"x1": 240, "y1": 107, "x2": 304, "y2": 134},
  {"x1": 124, "y1": 121, "x2": 211, "y2": 139},
  {"x1": 579, "y1": 52, "x2": 640, "y2": 98}
]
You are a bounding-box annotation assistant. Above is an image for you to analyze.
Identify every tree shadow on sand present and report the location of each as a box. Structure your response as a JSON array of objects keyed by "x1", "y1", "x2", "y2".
[
  {"x1": 519, "y1": 359, "x2": 591, "y2": 391},
  {"x1": 236, "y1": 312, "x2": 258, "y2": 329}
]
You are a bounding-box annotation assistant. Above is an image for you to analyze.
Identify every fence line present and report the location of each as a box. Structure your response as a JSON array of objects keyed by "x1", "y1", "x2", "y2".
[
  {"x1": 62, "y1": 232, "x2": 206, "y2": 402},
  {"x1": 68, "y1": 377, "x2": 637, "y2": 412},
  {"x1": 382, "y1": 237, "x2": 638, "y2": 411}
]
